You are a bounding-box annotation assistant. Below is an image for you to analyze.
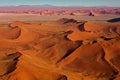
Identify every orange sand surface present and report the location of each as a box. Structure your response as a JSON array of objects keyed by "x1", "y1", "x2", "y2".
[{"x1": 0, "y1": 16, "x2": 120, "y2": 80}]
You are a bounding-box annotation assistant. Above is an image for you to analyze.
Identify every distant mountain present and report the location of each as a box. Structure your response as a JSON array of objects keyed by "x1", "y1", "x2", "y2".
[
  {"x1": 0, "y1": 5, "x2": 56, "y2": 8},
  {"x1": 17, "y1": 4, "x2": 56, "y2": 7}
]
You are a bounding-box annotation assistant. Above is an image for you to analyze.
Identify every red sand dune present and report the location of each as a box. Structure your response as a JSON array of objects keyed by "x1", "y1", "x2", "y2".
[{"x1": 0, "y1": 18, "x2": 120, "y2": 80}]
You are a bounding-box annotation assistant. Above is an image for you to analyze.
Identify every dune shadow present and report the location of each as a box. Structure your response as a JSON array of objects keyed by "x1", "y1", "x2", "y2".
[
  {"x1": 107, "y1": 17, "x2": 120, "y2": 23},
  {"x1": 77, "y1": 21, "x2": 87, "y2": 32}
]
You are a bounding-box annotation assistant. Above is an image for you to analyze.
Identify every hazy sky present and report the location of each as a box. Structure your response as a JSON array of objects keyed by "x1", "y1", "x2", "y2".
[{"x1": 0, "y1": 0, "x2": 120, "y2": 7}]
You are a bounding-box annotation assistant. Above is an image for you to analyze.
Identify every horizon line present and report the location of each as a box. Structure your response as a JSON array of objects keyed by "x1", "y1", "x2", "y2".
[{"x1": 0, "y1": 4, "x2": 120, "y2": 7}]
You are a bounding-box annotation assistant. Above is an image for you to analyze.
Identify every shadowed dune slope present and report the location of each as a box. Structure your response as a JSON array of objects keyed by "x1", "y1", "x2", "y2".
[
  {"x1": 0, "y1": 52, "x2": 21, "y2": 76},
  {"x1": 107, "y1": 18, "x2": 120, "y2": 23}
]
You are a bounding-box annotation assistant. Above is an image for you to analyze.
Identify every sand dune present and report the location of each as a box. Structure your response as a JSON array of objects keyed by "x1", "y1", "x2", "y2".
[
  {"x1": 0, "y1": 21, "x2": 40, "y2": 49},
  {"x1": 0, "y1": 18, "x2": 120, "y2": 80},
  {"x1": 0, "y1": 26, "x2": 21, "y2": 39}
]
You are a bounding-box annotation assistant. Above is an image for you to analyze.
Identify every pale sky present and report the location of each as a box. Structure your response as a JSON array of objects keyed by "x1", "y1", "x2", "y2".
[{"x1": 0, "y1": 0, "x2": 120, "y2": 7}]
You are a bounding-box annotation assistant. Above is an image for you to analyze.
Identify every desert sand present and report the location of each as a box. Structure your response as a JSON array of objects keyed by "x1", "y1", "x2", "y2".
[{"x1": 0, "y1": 14, "x2": 120, "y2": 80}]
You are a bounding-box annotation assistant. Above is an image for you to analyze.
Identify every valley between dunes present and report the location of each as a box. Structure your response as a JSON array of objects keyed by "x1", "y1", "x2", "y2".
[{"x1": 0, "y1": 16, "x2": 120, "y2": 80}]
